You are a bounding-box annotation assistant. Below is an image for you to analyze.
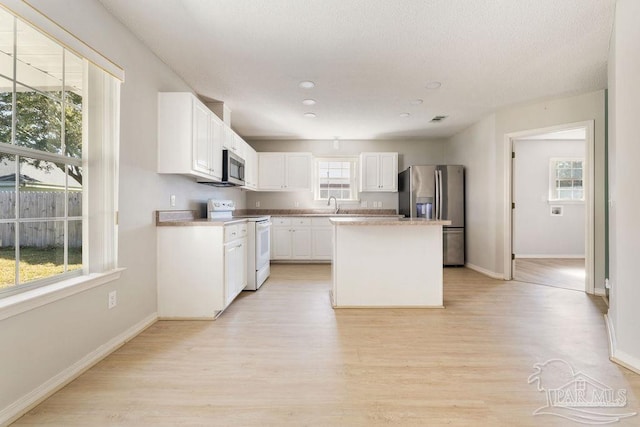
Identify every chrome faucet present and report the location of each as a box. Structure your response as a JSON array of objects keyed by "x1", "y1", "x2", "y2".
[{"x1": 327, "y1": 196, "x2": 339, "y2": 214}]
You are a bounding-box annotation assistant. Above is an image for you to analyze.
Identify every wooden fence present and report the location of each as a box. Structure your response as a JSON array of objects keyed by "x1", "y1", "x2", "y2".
[{"x1": 0, "y1": 191, "x2": 82, "y2": 248}]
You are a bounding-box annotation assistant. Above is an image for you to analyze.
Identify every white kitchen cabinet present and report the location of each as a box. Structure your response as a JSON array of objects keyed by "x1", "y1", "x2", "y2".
[
  {"x1": 222, "y1": 125, "x2": 237, "y2": 152},
  {"x1": 243, "y1": 144, "x2": 258, "y2": 191},
  {"x1": 272, "y1": 225, "x2": 293, "y2": 259},
  {"x1": 234, "y1": 132, "x2": 246, "y2": 159},
  {"x1": 193, "y1": 101, "x2": 211, "y2": 175},
  {"x1": 157, "y1": 221, "x2": 247, "y2": 319},
  {"x1": 224, "y1": 233, "x2": 247, "y2": 307},
  {"x1": 359, "y1": 152, "x2": 398, "y2": 192},
  {"x1": 272, "y1": 217, "x2": 312, "y2": 259},
  {"x1": 291, "y1": 227, "x2": 312, "y2": 259},
  {"x1": 158, "y1": 92, "x2": 223, "y2": 182},
  {"x1": 210, "y1": 114, "x2": 224, "y2": 180},
  {"x1": 258, "y1": 152, "x2": 312, "y2": 191},
  {"x1": 311, "y1": 217, "x2": 333, "y2": 260}
]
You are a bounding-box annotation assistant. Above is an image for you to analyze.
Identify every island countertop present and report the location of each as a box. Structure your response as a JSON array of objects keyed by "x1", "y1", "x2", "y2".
[{"x1": 329, "y1": 217, "x2": 451, "y2": 226}]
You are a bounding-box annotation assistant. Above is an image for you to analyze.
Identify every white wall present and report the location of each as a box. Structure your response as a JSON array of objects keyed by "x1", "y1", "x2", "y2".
[
  {"x1": 513, "y1": 139, "x2": 585, "y2": 257},
  {"x1": 0, "y1": 0, "x2": 246, "y2": 417},
  {"x1": 246, "y1": 139, "x2": 446, "y2": 211},
  {"x1": 495, "y1": 91, "x2": 605, "y2": 285},
  {"x1": 447, "y1": 90, "x2": 605, "y2": 287},
  {"x1": 607, "y1": 0, "x2": 640, "y2": 372},
  {"x1": 446, "y1": 115, "x2": 497, "y2": 275}
]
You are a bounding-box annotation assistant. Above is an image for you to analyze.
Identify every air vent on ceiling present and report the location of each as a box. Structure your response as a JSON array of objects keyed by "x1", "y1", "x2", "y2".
[{"x1": 430, "y1": 115, "x2": 448, "y2": 123}]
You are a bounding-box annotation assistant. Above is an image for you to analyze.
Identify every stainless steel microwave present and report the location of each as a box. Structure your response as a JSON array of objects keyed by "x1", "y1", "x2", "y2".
[{"x1": 222, "y1": 149, "x2": 245, "y2": 186}]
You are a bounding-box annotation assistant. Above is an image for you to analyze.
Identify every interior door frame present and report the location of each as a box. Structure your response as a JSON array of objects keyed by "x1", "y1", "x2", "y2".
[{"x1": 503, "y1": 120, "x2": 595, "y2": 294}]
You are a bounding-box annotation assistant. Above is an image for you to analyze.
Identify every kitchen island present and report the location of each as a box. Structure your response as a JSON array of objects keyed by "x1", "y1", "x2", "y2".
[{"x1": 330, "y1": 217, "x2": 451, "y2": 308}]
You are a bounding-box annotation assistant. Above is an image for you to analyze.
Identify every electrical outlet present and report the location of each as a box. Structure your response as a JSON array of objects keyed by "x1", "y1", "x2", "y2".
[
  {"x1": 294, "y1": 201, "x2": 299, "y2": 207},
  {"x1": 255, "y1": 201, "x2": 261, "y2": 208},
  {"x1": 360, "y1": 201, "x2": 367, "y2": 208},
  {"x1": 378, "y1": 201, "x2": 383, "y2": 208},
  {"x1": 108, "y1": 290, "x2": 117, "y2": 309},
  {"x1": 170, "y1": 194, "x2": 176, "y2": 207}
]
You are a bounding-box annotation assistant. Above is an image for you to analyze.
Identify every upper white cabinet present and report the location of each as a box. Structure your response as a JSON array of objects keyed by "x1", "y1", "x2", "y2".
[
  {"x1": 158, "y1": 92, "x2": 223, "y2": 182},
  {"x1": 210, "y1": 114, "x2": 224, "y2": 180},
  {"x1": 243, "y1": 145, "x2": 258, "y2": 191},
  {"x1": 359, "y1": 152, "x2": 398, "y2": 192},
  {"x1": 222, "y1": 126, "x2": 237, "y2": 152},
  {"x1": 258, "y1": 152, "x2": 312, "y2": 191}
]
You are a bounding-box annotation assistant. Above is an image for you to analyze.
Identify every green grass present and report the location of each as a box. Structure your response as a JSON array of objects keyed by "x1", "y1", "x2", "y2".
[{"x1": 0, "y1": 247, "x2": 82, "y2": 289}]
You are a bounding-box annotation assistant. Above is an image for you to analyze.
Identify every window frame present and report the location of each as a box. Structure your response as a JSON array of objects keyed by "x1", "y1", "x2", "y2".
[
  {"x1": 313, "y1": 156, "x2": 359, "y2": 202},
  {"x1": 548, "y1": 157, "x2": 585, "y2": 203},
  {"x1": 0, "y1": 6, "x2": 121, "y2": 303}
]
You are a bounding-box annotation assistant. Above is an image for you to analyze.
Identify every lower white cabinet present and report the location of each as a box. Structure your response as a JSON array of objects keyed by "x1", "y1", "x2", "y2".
[
  {"x1": 157, "y1": 222, "x2": 247, "y2": 319},
  {"x1": 271, "y1": 217, "x2": 331, "y2": 261},
  {"x1": 271, "y1": 217, "x2": 312, "y2": 260},
  {"x1": 224, "y1": 236, "x2": 247, "y2": 307},
  {"x1": 311, "y1": 218, "x2": 333, "y2": 260}
]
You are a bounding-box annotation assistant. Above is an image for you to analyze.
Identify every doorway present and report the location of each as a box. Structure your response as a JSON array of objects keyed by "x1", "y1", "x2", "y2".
[{"x1": 504, "y1": 122, "x2": 595, "y2": 294}]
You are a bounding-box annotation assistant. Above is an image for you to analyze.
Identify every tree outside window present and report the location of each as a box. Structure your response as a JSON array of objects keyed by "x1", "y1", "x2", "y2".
[{"x1": 0, "y1": 7, "x2": 84, "y2": 292}]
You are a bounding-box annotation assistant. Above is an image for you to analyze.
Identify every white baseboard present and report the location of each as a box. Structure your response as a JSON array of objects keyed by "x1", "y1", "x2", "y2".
[
  {"x1": 0, "y1": 313, "x2": 157, "y2": 427},
  {"x1": 604, "y1": 314, "x2": 640, "y2": 375},
  {"x1": 515, "y1": 254, "x2": 585, "y2": 259},
  {"x1": 465, "y1": 263, "x2": 504, "y2": 280}
]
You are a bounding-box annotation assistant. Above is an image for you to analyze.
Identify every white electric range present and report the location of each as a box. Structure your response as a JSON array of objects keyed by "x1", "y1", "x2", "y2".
[{"x1": 208, "y1": 200, "x2": 271, "y2": 290}]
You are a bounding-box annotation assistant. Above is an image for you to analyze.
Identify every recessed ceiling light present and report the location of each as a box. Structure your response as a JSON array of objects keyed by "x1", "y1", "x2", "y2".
[
  {"x1": 299, "y1": 81, "x2": 315, "y2": 89},
  {"x1": 410, "y1": 99, "x2": 424, "y2": 105},
  {"x1": 303, "y1": 112, "x2": 317, "y2": 118},
  {"x1": 302, "y1": 99, "x2": 316, "y2": 106},
  {"x1": 399, "y1": 113, "x2": 411, "y2": 118},
  {"x1": 426, "y1": 81, "x2": 442, "y2": 90}
]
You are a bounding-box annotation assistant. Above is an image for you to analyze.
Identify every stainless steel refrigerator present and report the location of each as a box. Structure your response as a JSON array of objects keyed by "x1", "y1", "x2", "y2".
[{"x1": 398, "y1": 165, "x2": 465, "y2": 266}]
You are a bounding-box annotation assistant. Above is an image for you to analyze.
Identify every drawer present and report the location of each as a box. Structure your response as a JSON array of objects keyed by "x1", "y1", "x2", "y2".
[
  {"x1": 224, "y1": 224, "x2": 242, "y2": 242},
  {"x1": 238, "y1": 223, "x2": 248, "y2": 237},
  {"x1": 291, "y1": 217, "x2": 311, "y2": 226},
  {"x1": 272, "y1": 217, "x2": 291, "y2": 226},
  {"x1": 311, "y1": 217, "x2": 332, "y2": 227}
]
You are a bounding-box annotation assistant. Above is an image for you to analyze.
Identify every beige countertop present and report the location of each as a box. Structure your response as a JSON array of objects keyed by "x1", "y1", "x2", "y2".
[
  {"x1": 237, "y1": 209, "x2": 399, "y2": 217},
  {"x1": 156, "y1": 209, "x2": 404, "y2": 226},
  {"x1": 270, "y1": 213, "x2": 403, "y2": 218},
  {"x1": 329, "y1": 217, "x2": 452, "y2": 226},
  {"x1": 156, "y1": 210, "x2": 247, "y2": 227}
]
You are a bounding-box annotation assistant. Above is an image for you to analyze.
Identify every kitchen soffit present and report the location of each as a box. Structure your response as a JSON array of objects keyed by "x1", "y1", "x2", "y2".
[{"x1": 97, "y1": 0, "x2": 614, "y2": 141}]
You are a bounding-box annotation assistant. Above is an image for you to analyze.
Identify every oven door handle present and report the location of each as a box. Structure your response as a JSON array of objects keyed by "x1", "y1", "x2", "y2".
[{"x1": 257, "y1": 221, "x2": 272, "y2": 229}]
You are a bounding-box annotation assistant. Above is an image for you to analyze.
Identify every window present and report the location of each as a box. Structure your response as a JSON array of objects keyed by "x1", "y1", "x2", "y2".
[
  {"x1": 0, "y1": 7, "x2": 120, "y2": 298},
  {"x1": 314, "y1": 157, "x2": 358, "y2": 201},
  {"x1": 549, "y1": 158, "x2": 584, "y2": 201}
]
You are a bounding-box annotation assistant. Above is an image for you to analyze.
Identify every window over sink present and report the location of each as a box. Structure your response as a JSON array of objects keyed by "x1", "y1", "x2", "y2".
[{"x1": 314, "y1": 157, "x2": 358, "y2": 201}]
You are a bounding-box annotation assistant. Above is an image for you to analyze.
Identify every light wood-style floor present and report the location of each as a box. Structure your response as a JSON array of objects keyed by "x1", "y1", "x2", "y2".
[
  {"x1": 514, "y1": 258, "x2": 586, "y2": 291},
  {"x1": 14, "y1": 265, "x2": 640, "y2": 426}
]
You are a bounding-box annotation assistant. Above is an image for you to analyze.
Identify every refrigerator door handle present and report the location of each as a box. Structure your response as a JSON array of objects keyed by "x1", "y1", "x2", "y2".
[
  {"x1": 438, "y1": 170, "x2": 443, "y2": 220},
  {"x1": 434, "y1": 170, "x2": 439, "y2": 220}
]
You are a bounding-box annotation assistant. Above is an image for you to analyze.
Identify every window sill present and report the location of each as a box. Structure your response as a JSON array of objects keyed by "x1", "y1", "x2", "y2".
[
  {"x1": 547, "y1": 200, "x2": 585, "y2": 205},
  {"x1": 0, "y1": 268, "x2": 125, "y2": 321}
]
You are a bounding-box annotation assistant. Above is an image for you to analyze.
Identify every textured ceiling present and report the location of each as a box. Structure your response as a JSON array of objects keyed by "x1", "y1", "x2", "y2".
[{"x1": 98, "y1": 0, "x2": 615, "y2": 141}]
